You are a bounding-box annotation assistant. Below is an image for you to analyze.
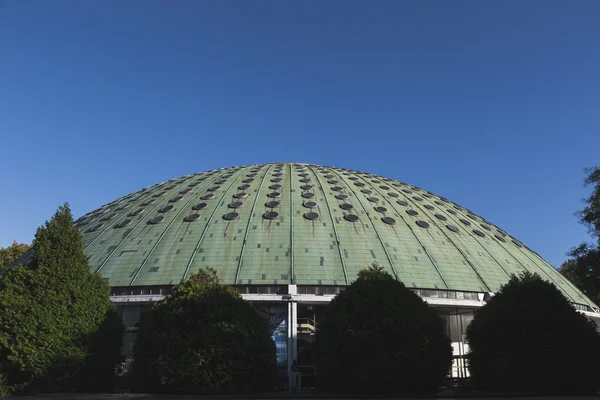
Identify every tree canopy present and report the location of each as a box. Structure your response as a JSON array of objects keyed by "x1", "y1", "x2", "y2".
[
  {"x1": 315, "y1": 264, "x2": 452, "y2": 394},
  {"x1": 576, "y1": 166, "x2": 600, "y2": 239},
  {"x1": 560, "y1": 166, "x2": 600, "y2": 308},
  {"x1": 466, "y1": 271, "x2": 600, "y2": 395},
  {"x1": 560, "y1": 244, "x2": 600, "y2": 307},
  {"x1": 128, "y1": 268, "x2": 276, "y2": 394},
  {"x1": 0, "y1": 241, "x2": 30, "y2": 269},
  {"x1": 0, "y1": 203, "x2": 123, "y2": 394}
]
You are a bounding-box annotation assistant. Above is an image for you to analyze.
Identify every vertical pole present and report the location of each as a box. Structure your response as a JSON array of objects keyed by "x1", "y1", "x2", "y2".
[
  {"x1": 460, "y1": 311, "x2": 467, "y2": 380},
  {"x1": 287, "y1": 300, "x2": 298, "y2": 392},
  {"x1": 287, "y1": 301, "x2": 292, "y2": 391},
  {"x1": 455, "y1": 308, "x2": 463, "y2": 379},
  {"x1": 291, "y1": 302, "x2": 298, "y2": 362}
]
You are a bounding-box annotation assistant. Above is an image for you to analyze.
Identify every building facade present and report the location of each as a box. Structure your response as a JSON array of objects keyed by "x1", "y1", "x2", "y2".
[
  {"x1": 70, "y1": 162, "x2": 599, "y2": 379},
  {"x1": 110, "y1": 283, "x2": 600, "y2": 381}
]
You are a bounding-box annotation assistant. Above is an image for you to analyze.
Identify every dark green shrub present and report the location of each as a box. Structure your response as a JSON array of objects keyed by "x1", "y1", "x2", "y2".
[
  {"x1": 315, "y1": 264, "x2": 452, "y2": 394},
  {"x1": 64, "y1": 309, "x2": 124, "y2": 392},
  {"x1": 0, "y1": 373, "x2": 8, "y2": 397},
  {"x1": 128, "y1": 268, "x2": 276, "y2": 394},
  {"x1": 0, "y1": 204, "x2": 123, "y2": 394},
  {"x1": 466, "y1": 271, "x2": 600, "y2": 395}
]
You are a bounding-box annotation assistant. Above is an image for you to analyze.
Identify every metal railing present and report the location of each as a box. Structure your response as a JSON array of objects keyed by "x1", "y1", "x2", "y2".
[{"x1": 297, "y1": 318, "x2": 317, "y2": 334}]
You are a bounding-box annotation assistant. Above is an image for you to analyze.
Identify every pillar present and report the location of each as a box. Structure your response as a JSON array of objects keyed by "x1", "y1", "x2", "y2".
[{"x1": 287, "y1": 300, "x2": 297, "y2": 390}]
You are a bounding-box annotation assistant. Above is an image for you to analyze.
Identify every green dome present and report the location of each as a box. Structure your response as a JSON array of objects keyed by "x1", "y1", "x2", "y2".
[{"x1": 76, "y1": 163, "x2": 596, "y2": 309}]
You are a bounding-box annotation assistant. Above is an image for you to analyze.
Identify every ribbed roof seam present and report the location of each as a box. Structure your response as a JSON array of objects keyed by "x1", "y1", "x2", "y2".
[
  {"x1": 129, "y1": 171, "x2": 231, "y2": 286},
  {"x1": 309, "y1": 165, "x2": 349, "y2": 285},
  {"x1": 235, "y1": 164, "x2": 274, "y2": 284},
  {"x1": 181, "y1": 169, "x2": 247, "y2": 282}
]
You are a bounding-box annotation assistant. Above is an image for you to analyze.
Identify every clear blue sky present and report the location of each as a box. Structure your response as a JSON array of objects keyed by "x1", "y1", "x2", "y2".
[{"x1": 1, "y1": 1, "x2": 599, "y2": 267}]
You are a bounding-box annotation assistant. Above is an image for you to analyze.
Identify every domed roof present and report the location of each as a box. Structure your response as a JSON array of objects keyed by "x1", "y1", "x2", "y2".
[{"x1": 76, "y1": 163, "x2": 596, "y2": 309}]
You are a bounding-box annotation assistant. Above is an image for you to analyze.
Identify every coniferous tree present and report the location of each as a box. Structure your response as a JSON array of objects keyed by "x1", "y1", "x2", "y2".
[
  {"x1": 560, "y1": 166, "x2": 600, "y2": 308},
  {"x1": 315, "y1": 263, "x2": 452, "y2": 394},
  {"x1": 129, "y1": 268, "x2": 276, "y2": 394},
  {"x1": 466, "y1": 272, "x2": 600, "y2": 394},
  {"x1": 560, "y1": 245, "x2": 600, "y2": 307},
  {"x1": 0, "y1": 204, "x2": 123, "y2": 393}
]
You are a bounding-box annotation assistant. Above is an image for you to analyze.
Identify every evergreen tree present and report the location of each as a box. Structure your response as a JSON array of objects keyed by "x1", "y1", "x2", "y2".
[
  {"x1": 0, "y1": 203, "x2": 123, "y2": 393},
  {"x1": 129, "y1": 268, "x2": 276, "y2": 394},
  {"x1": 576, "y1": 166, "x2": 600, "y2": 239},
  {"x1": 560, "y1": 166, "x2": 600, "y2": 308},
  {"x1": 560, "y1": 245, "x2": 600, "y2": 307},
  {"x1": 466, "y1": 271, "x2": 600, "y2": 394},
  {"x1": 315, "y1": 263, "x2": 452, "y2": 394}
]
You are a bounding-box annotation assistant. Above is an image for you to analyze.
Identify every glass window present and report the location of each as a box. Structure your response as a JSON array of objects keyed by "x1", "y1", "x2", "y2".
[{"x1": 269, "y1": 305, "x2": 288, "y2": 366}]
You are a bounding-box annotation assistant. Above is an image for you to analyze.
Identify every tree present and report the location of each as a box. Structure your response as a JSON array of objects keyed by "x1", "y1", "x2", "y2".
[
  {"x1": 315, "y1": 263, "x2": 452, "y2": 394},
  {"x1": 64, "y1": 309, "x2": 124, "y2": 392},
  {"x1": 560, "y1": 166, "x2": 600, "y2": 308},
  {"x1": 0, "y1": 241, "x2": 30, "y2": 269},
  {"x1": 128, "y1": 268, "x2": 276, "y2": 394},
  {"x1": 356, "y1": 261, "x2": 394, "y2": 281},
  {"x1": 0, "y1": 203, "x2": 123, "y2": 394},
  {"x1": 560, "y1": 245, "x2": 600, "y2": 307},
  {"x1": 576, "y1": 166, "x2": 600, "y2": 239},
  {"x1": 466, "y1": 272, "x2": 600, "y2": 395}
]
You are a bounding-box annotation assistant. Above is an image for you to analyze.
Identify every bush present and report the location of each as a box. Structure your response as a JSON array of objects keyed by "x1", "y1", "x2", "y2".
[
  {"x1": 466, "y1": 271, "x2": 600, "y2": 395},
  {"x1": 65, "y1": 309, "x2": 124, "y2": 392},
  {"x1": 128, "y1": 268, "x2": 276, "y2": 394},
  {"x1": 0, "y1": 204, "x2": 123, "y2": 394},
  {"x1": 315, "y1": 264, "x2": 452, "y2": 394},
  {"x1": 0, "y1": 373, "x2": 9, "y2": 397}
]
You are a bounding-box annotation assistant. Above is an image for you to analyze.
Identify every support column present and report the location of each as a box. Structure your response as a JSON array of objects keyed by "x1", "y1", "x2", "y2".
[
  {"x1": 287, "y1": 300, "x2": 298, "y2": 390},
  {"x1": 455, "y1": 308, "x2": 464, "y2": 379},
  {"x1": 291, "y1": 301, "x2": 298, "y2": 361}
]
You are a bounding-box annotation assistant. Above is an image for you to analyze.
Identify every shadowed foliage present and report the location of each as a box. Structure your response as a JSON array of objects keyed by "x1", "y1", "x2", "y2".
[
  {"x1": 560, "y1": 166, "x2": 600, "y2": 308},
  {"x1": 0, "y1": 241, "x2": 30, "y2": 270},
  {"x1": 128, "y1": 267, "x2": 276, "y2": 394},
  {"x1": 560, "y1": 244, "x2": 600, "y2": 307},
  {"x1": 576, "y1": 166, "x2": 600, "y2": 239},
  {"x1": 466, "y1": 271, "x2": 600, "y2": 395},
  {"x1": 315, "y1": 263, "x2": 452, "y2": 394},
  {"x1": 0, "y1": 204, "x2": 123, "y2": 394}
]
